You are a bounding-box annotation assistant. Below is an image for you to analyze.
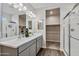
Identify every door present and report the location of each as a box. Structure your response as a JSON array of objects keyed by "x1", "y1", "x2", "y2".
[
  {"x1": 70, "y1": 11, "x2": 79, "y2": 56},
  {"x1": 36, "y1": 38, "x2": 41, "y2": 54}
]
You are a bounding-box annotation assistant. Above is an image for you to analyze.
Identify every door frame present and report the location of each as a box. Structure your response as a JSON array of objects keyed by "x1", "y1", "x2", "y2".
[{"x1": 45, "y1": 8, "x2": 60, "y2": 48}]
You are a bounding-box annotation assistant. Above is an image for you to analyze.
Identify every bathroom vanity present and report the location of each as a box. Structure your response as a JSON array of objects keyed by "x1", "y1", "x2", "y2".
[{"x1": 0, "y1": 33, "x2": 43, "y2": 56}]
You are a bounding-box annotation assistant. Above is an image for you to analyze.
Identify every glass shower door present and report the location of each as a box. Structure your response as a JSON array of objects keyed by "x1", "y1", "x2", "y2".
[
  {"x1": 70, "y1": 11, "x2": 79, "y2": 56},
  {"x1": 64, "y1": 15, "x2": 70, "y2": 56}
]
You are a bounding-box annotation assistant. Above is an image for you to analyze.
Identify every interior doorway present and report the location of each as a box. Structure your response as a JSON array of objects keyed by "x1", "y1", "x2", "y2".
[{"x1": 46, "y1": 8, "x2": 60, "y2": 50}]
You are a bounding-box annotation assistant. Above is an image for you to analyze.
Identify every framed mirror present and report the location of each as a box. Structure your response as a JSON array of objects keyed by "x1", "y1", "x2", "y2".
[
  {"x1": 1, "y1": 3, "x2": 26, "y2": 38},
  {"x1": 28, "y1": 20, "x2": 32, "y2": 30},
  {"x1": 19, "y1": 14, "x2": 26, "y2": 37},
  {"x1": 26, "y1": 15, "x2": 32, "y2": 32}
]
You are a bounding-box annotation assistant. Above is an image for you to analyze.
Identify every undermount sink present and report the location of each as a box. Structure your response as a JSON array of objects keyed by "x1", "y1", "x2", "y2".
[{"x1": 0, "y1": 36, "x2": 18, "y2": 42}]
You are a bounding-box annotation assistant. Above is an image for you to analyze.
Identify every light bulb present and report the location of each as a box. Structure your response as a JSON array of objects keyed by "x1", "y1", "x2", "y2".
[
  {"x1": 13, "y1": 4, "x2": 19, "y2": 8},
  {"x1": 23, "y1": 6, "x2": 27, "y2": 10},
  {"x1": 19, "y1": 3, "x2": 23, "y2": 7},
  {"x1": 18, "y1": 8, "x2": 22, "y2": 11}
]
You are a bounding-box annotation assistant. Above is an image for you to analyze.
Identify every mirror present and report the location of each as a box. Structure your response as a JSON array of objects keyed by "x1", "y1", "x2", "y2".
[
  {"x1": 19, "y1": 14, "x2": 26, "y2": 37},
  {"x1": 0, "y1": 3, "x2": 36, "y2": 38},
  {"x1": 26, "y1": 15, "x2": 33, "y2": 36},
  {"x1": 1, "y1": 3, "x2": 26, "y2": 38},
  {"x1": 28, "y1": 21, "x2": 32, "y2": 30},
  {"x1": 38, "y1": 19, "x2": 44, "y2": 30}
]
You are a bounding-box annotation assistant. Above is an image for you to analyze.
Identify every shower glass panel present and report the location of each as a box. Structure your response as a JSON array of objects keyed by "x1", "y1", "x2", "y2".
[
  {"x1": 64, "y1": 4, "x2": 79, "y2": 56},
  {"x1": 64, "y1": 15, "x2": 70, "y2": 56},
  {"x1": 70, "y1": 11, "x2": 79, "y2": 56}
]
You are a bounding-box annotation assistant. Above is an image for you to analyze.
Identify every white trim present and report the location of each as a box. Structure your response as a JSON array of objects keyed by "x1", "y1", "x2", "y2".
[{"x1": 60, "y1": 48, "x2": 67, "y2": 56}]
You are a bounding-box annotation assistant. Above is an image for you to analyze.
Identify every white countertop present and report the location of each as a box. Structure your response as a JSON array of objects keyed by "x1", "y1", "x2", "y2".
[{"x1": 0, "y1": 33, "x2": 43, "y2": 48}]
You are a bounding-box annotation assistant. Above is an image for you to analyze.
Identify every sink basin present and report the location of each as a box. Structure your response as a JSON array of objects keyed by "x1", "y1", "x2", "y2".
[{"x1": 0, "y1": 36, "x2": 18, "y2": 42}]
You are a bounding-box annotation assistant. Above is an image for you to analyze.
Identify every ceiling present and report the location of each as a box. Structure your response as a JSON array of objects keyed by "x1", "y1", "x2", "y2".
[
  {"x1": 3, "y1": 3, "x2": 26, "y2": 15},
  {"x1": 30, "y1": 3, "x2": 75, "y2": 9},
  {"x1": 30, "y1": 3, "x2": 59, "y2": 9},
  {"x1": 2, "y1": 3, "x2": 76, "y2": 16}
]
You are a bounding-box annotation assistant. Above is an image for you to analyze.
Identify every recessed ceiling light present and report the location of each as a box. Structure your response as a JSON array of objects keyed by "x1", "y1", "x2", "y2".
[
  {"x1": 50, "y1": 11, "x2": 53, "y2": 15},
  {"x1": 18, "y1": 8, "x2": 22, "y2": 11},
  {"x1": 19, "y1": 3, "x2": 23, "y2": 7},
  {"x1": 23, "y1": 6, "x2": 27, "y2": 11},
  {"x1": 13, "y1": 4, "x2": 19, "y2": 8}
]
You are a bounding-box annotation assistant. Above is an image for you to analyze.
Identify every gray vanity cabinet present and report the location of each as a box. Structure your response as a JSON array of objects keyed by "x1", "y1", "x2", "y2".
[
  {"x1": 37, "y1": 40, "x2": 40, "y2": 53},
  {"x1": 29, "y1": 43, "x2": 36, "y2": 56},
  {"x1": 36, "y1": 36, "x2": 42, "y2": 53},
  {"x1": 19, "y1": 47, "x2": 29, "y2": 56},
  {"x1": 19, "y1": 36, "x2": 43, "y2": 56},
  {"x1": 18, "y1": 39, "x2": 36, "y2": 56},
  {"x1": 0, "y1": 39, "x2": 36, "y2": 56},
  {"x1": 19, "y1": 39, "x2": 36, "y2": 56},
  {"x1": 0, "y1": 35, "x2": 43, "y2": 56}
]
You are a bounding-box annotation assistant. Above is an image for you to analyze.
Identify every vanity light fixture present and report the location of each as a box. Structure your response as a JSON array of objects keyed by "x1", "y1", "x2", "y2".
[
  {"x1": 19, "y1": 3, "x2": 23, "y2": 7},
  {"x1": 13, "y1": 4, "x2": 19, "y2": 8},
  {"x1": 8, "y1": 3, "x2": 36, "y2": 18},
  {"x1": 18, "y1": 8, "x2": 22, "y2": 11},
  {"x1": 29, "y1": 11, "x2": 36, "y2": 17},
  {"x1": 26, "y1": 11, "x2": 32, "y2": 17},
  {"x1": 26, "y1": 11, "x2": 36, "y2": 18}
]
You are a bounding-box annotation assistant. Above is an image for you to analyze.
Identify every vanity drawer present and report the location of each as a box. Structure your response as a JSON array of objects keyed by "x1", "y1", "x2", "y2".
[{"x1": 18, "y1": 39, "x2": 36, "y2": 53}]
